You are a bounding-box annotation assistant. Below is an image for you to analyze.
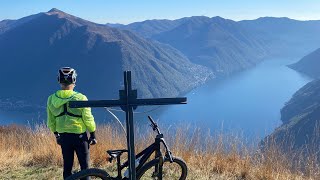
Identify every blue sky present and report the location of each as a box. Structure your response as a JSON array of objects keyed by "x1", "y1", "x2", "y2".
[{"x1": 0, "y1": 0, "x2": 320, "y2": 24}]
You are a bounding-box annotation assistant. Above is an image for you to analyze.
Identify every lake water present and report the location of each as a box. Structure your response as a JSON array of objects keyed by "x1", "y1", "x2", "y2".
[
  {"x1": 0, "y1": 110, "x2": 39, "y2": 126},
  {"x1": 158, "y1": 58, "x2": 312, "y2": 139}
]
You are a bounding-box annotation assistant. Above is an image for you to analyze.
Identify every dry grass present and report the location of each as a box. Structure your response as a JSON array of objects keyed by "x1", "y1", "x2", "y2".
[{"x1": 0, "y1": 123, "x2": 319, "y2": 180}]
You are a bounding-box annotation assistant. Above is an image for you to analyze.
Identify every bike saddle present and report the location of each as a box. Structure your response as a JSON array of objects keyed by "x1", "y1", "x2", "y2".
[{"x1": 107, "y1": 149, "x2": 128, "y2": 158}]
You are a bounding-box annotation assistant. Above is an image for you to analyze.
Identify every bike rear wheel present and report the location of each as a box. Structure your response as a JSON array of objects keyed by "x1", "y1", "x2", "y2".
[
  {"x1": 65, "y1": 168, "x2": 112, "y2": 180},
  {"x1": 137, "y1": 156, "x2": 187, "y2": 180}
]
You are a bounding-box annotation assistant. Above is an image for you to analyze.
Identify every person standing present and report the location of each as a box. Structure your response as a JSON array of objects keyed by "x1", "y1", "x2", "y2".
[{"x1": 47, "y1": 67, "x2": 97, "y2": 179}]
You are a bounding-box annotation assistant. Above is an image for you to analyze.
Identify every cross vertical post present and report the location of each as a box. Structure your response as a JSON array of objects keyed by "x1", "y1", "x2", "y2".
[{"x1": 121, "y1": 71, "x2": 136, "y2": 179}]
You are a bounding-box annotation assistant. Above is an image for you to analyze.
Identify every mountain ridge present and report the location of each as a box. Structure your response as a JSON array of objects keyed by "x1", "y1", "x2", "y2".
[
  {"x1": 150, "y1": 16, "x2": 269, "y2": 76},
  {"x1": 289, "y1": 48, "x2": 320, "y2": 78}
]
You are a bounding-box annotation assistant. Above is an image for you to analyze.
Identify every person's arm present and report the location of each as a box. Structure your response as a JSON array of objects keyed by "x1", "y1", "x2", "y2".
[
  {"x1": 47, "y1": 96, "x2": 56, "y2": 133},
  {"x1": 81, "y1": 95, "x2": 96, "y2": 133}
]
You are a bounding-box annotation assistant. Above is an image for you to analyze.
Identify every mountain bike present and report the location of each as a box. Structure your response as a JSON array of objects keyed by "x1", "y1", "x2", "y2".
[{"x1": 66, "y1": 116, "x2": 188, "y2": 180}]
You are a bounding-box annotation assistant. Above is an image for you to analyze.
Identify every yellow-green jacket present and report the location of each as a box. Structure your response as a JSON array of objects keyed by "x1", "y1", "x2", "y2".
[{"x1": 47, "y1": 90, "x2": 96, "y2": 134}]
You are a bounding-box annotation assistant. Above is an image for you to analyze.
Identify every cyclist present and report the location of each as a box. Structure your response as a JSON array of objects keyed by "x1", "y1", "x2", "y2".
[{"x1": 47, "y1": 67, "x2": 97, "y2": 180}]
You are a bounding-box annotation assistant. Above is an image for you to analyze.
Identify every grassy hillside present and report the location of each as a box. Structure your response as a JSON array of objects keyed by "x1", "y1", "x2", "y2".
[{"x1": 0, "y1": 124, "x2": 319, "y2": 180}]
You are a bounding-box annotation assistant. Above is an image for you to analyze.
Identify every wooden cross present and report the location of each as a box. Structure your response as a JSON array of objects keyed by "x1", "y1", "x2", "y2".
[{"x1": 69, "y1": 71, "x2": 187, "y2": 180}]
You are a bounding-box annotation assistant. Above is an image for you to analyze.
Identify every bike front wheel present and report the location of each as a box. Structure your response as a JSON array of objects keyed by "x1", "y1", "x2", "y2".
[
  {"x1": 137, "y1": 156, "x2": 188, "y2": 180},
  {"x1": 65, "y1": 168, "x2": 112, "y2": 180}
]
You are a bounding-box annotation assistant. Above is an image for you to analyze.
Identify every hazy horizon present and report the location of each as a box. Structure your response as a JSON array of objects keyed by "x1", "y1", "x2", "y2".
[
  {"x1": 1, "y1": 7, "x2": 320, "y2": 26},
  {"x1": 1, "y1": 0, "x2": 320, "y2": 24}
]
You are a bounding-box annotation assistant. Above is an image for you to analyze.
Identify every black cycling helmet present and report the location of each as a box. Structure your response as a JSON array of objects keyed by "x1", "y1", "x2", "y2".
[{"x1": 57, "y1": 67, "x2": 77, "y2": 85}]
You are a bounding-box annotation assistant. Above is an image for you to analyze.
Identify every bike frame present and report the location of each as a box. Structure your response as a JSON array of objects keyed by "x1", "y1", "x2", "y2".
[{"x1": 110, "y1": 120, "x2": 173, "y2": 179}]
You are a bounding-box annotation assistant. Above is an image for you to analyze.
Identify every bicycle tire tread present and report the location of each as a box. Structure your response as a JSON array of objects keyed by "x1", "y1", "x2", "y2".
[{"x1": 65, "y1": 168, "x2": 112, "y2": 180}]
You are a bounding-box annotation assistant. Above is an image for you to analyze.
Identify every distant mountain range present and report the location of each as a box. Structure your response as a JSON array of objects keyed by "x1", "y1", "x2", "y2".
[
  {"x1": 115, "y1": 16, "x2": 268, "y2": 76},
  {"x1": 240, "y1": 17, "x2": 320, "y2": 56},
  {"x1": 111, "y1": 18, "x2": 188, "y2": 38},
  {"x1": 114, "y1": 16, "x2": 320, "y2": 76},
  {"x1": 264, "y1": 79, "x2": 320, "y2": 152}
]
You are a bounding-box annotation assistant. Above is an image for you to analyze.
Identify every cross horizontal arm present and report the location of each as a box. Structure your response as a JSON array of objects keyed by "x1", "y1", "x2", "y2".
[
  {"x1": 69, "y1": 100, "x2": 125, "y2": 108},
  {"x1": 69, "y1": 97, "x2": 187, "y2": 108},
  {"x1": 132, "y1": 97, "x2": 187, "y2": 106}
]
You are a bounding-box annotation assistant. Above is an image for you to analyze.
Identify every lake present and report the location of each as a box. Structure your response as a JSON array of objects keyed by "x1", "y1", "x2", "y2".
[
  {"x1": 158, "y1": 58, "x2": 312, "y2": 139},
  {"x1": 0, "y1": 110, "x2": 39, "y2": 126}
]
